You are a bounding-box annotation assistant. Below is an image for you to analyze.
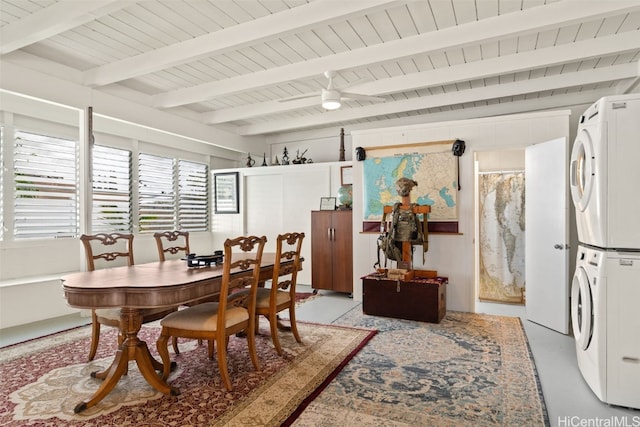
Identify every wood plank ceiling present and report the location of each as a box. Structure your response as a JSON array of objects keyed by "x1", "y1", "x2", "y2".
[{"x1": 1, "y1": 0, "x2": 639, "y2": 137}]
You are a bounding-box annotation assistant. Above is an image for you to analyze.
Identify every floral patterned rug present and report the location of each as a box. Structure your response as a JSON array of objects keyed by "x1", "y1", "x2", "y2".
[
  {"x1": 0, "y1": 318, "x2": 375, "y2": 426},
  {"x1": 0, "y1": 305, "x2": 548, "y2": 427},
  {"x1": 292, "y1": 307, "x2": 550, "y2": 427}
]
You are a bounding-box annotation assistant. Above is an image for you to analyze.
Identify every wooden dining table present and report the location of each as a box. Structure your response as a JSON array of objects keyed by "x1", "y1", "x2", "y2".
[{"x1": 62, "y1": 253, "x2": 288, "y2": 413}]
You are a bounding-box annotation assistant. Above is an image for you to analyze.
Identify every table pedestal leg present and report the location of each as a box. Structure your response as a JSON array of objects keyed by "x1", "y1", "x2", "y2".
[{"x1": 74, "y1": 308, "x2": 179, "y2": 413}]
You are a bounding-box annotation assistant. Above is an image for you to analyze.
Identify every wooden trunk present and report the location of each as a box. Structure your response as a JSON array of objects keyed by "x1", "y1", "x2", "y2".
[{"x1": 362, "y1": 271, "x2": 447, "y2": 323}]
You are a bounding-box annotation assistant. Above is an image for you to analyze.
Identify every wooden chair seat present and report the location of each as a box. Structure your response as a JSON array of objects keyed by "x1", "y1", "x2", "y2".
[
  {"x1": 160, "y1": 302, "x2": 249, "y2": 331},
  {"x1": 255, "y1": 288, "x2": 291, "y2": 307}
]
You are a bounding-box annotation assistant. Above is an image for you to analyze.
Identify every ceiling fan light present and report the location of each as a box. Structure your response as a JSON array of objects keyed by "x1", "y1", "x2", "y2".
[
  {"x1": 323, "y1": 100, "x2": 341, "y2": 110},
  {"x1": 322, "y1": 89, "x2": 341, "y2": 110}
]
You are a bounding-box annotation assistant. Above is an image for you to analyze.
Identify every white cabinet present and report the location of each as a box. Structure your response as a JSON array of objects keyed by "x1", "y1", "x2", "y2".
[{"x1": 214, "y1": 162, "x2": 351, "y2": 285}]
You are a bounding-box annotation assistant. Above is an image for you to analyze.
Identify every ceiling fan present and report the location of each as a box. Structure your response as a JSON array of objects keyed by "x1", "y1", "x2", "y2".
[{"x1": 279, "y1": 70, "x2": 385, "y2": 110}]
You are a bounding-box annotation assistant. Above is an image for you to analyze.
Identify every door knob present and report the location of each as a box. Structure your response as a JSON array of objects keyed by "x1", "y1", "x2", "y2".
[{"x1": 554, "y1": 244, "x2": 569, "y2": 250}]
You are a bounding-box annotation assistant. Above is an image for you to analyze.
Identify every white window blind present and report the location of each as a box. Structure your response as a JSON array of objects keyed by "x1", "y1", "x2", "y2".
[
  {"x1": 178, "y1": 160, "x2": 209, "y2": 231},
  {"x1": 138, "y1": 153, "x2": 176, "y2": 233},
  {"x1": 92, "y1": 145, "x2": 132, "y2": 233},
  {"x1": 13, "y1": 130, "x2": 78, "y2": 239}
]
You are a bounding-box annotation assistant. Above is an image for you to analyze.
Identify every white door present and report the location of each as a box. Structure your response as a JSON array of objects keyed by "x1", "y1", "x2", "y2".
[{"x1": 525, "y1": 137, "x2": 570, "y2": 333}]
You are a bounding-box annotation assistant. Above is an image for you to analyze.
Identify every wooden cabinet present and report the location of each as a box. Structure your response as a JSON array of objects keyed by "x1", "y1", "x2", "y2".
[{"x1": 311, "y1": 210, "x2": 353, "y2": 293}]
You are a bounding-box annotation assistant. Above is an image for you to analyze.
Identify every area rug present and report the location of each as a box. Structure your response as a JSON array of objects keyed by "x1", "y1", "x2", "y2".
[
  {"x1": 292, "y1": 307, "x2": 549, "y2": 427},
  {"x1": 0, "y1": 318, "x2": 375, "y2": 426},
  {"x1": 294, "y1": 292, "x2": 318, "y2": 305}
]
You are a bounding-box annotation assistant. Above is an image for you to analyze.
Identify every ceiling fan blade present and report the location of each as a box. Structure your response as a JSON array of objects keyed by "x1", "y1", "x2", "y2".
[
  {"x1": 341, "y1": 92, "x2": 385, "y2": 103},
  {"x1": 278, "y1": 93, "x2": 318, "y2": 102}
]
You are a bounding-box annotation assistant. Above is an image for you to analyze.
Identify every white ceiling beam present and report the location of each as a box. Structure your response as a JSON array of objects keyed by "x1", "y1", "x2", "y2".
[
  {"x1": 154, "y1": 0, "x2": 640, "y2": 108},
  {"x1": 621, "y1": 60, "x2": 640, "y2": 94},
  {"x1": 202, "y1": 98, "x2": 320, "y2": 124},
  {"x1": 0, "y1": 0, "x2": 136, "y2": 55},
  {"x1": 349, "y1": 32, "x2": 640, "y2": 96},
  {"x1": 82, "y1": 0, "x2": 401, "y2": 87},
  {"x1": 202, "y1": 31, "x2": 640, "y2": 123},
  {"x1": 237, "y1": 62, "x2": 638, "y2": 135},
  {"x1": 340, "y1": 90, "x2": 612, "y2": 136}
]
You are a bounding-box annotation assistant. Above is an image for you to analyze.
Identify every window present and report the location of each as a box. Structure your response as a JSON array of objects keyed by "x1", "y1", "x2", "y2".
[
  {"x1": 138, "y1": 153, "x2": 175, "y2": 233},
  {"x1": 92, "y1": 145, "x2": 132, "y2": 233},
  {"x1": 178, "y1": 160, "x2": 209, "y2": 231},
  {"x1": 1, "y1": 127, "x2": 210, "y2": 240},
  {"x1": 13, "y1": 130, "x2": 78, "y2": 239},
  {"x1": 138, "y1": 153, "x2": 208, "y2": 233}
]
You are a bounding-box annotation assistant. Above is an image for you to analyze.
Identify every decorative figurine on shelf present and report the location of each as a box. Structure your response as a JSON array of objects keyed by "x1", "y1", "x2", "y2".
[
  {"x1": 292, "y1": 148, "x2": 308, "y2": 164},
  {"x1": 261, "y1": 153, "x2": 267, "y2": 166},
  {"x1": 339, "y1": 128, "x2": 345, "y2": 161},
  {"x1": 273, "y1": 155, "x2": 280, "y2": 165},
  {"x1": 246, "y1": 153, "x2": 255, "y2": 167},
  {"x1": 282, "y1": 147, "x2": 290, "y2": 165}
]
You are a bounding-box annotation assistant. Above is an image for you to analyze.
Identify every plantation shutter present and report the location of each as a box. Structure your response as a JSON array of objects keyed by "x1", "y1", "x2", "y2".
[
  {"x1": 178, "y1": 160, "x2": 208, "y2": 231},
  {"x1": 13, "y1": 130, "x2": 78, "y2": 239},
  {"x1": 138, "y1": 153, "x2": 175, "y2": 233},
  {"x1": 92, "y1": 145, "x2": 132, "y2": 233}
]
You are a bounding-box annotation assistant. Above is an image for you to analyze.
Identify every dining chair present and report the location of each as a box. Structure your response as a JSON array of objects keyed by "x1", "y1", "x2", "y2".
[
  {"x1": 153, "y1": 230, "x2": 190, "y2": 262},
  {"x1": 235, "y1": 232, "x2": 305, "y2": 355},
  {"x1": 156, "y1": 235, "x2": 267, "y2": 391},
  {"x1": 154, "y1": 230, "x2": 219, "y2": 353},
  {"x1": 80, "y1": 233, "x2": 178, "y2": 361}
]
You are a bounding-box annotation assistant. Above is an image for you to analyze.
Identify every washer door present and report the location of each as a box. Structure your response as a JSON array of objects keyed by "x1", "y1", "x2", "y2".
[
  {"x1": 571, "y1": 266, "x2": 593, "y2": 350},
  {"x1": 570, "y1": 128, "x2": 595, "y2": 212}
]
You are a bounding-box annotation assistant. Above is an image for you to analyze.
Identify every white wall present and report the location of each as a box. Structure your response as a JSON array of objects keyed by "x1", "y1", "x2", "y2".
[
  {"x1": 211, "y1": 162, "x2": 348, "y2": 285},
  {"x1": 350, "y1": 110, "x2": 572, "y2": 312}
]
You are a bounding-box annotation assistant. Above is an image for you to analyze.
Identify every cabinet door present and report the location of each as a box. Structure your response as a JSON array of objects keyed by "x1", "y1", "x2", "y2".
[
  {"x1": 332, "y1": 210, "x2": 353, "y2": 293},
  {"x1": 311, "y1": 211, "x2": 334, "y2": 290}
]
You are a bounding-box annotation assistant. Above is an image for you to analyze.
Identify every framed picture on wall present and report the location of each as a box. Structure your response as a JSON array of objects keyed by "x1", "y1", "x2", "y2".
[
  {"x1": 340, "y1": 165, "x2": 353, "y2": 185},
  {"x1": 214, "y1": 172, "x2": 239, "y2": 214}
]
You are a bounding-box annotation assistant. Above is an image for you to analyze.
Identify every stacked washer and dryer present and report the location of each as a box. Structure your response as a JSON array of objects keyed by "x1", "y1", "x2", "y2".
[{"x1": 570, "y1": 94, "x2": 640, "y2": 409}]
